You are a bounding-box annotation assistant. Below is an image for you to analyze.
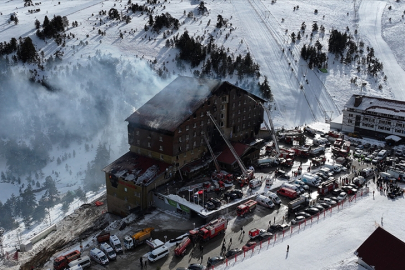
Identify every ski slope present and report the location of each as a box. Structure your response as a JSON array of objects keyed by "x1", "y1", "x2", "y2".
[
  {"x1": 358, "y1": 0, "x2": 405, "y2": 101},
  {"x1": 232, "y1": 0, "x2": 340, "y2": 127}
]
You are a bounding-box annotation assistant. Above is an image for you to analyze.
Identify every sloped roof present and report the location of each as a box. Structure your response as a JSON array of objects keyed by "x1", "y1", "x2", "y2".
[
  {"x1": 126, "y1": 76, "x2": 221, "y2": 132},
  {"x1": 217, "y1": 142, "x2": 250, "y2": 165},
  {"x1": 355, "y1": 226, "x2": 405, "y2": 270}
]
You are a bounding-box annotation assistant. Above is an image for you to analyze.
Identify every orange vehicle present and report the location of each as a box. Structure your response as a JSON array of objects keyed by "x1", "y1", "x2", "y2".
[
  {"x1": 236, "y1": 200, "x2": 257, "y2": 217},
  {"x1": 53, "y1": 250, "x2": 81, "y2": 270},
  {"x1": 174, "y1": 237, "x2": 191, "y2": 256}
]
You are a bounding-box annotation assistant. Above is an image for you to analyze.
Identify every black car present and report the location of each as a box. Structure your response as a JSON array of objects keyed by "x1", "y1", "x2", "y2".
[
  {"x1": 207, "y1": 256, "x2": 225, "y2": 267},
  {"x1": 225, "y1": 248, "x2": 243, "y2": 258},
  {"x1": 319, "y1": 202, "x2": 330, "y2": 209},
  {"x1": 223, "y1": 190, "x2": 241, "y2": 201},
  {"x1": 295, "y1": 211, "x2": 311, "y2": 218},
  {"x1": 331, "y1": 188, "x2": 344, "y2": 196},
  {"x1": 205, "y1": 201, "x2": 216, "y2": 211},
  {"x1": 257, "y1": 232, "x2": 273, "y2": 241},
  {"x1": 304, "y1": 207, "x2": 320, "y2": 215},
  {"x1": 267, "y1": 224, "x2": 290, "y2": 233},
  {"x1": 312, "y1": 204, "x2": 325, "y2": 211},
  {"x1": 188, "y1": 263, "x2": 205, "y2": 270},
  {"x1": 209, "y1": 198, "x2": 222, "y2": 208}
]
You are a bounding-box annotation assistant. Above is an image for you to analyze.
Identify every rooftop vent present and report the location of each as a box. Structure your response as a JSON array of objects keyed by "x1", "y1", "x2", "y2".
[{"x1": 354, "y1": 96, "x2": 363, "y2": 107}]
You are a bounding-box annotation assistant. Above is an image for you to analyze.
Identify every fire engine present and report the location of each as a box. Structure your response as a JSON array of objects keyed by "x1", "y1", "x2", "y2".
[
  {"x1": 174, "y1": 237, "x2": 192, "y2": 256},
  {"x1": 189, "y1": 218, "x2": 227, "y2": 242},
  {"x1": 318, "y1": 178, "x2": 339, "y2": 195},
  {"x1": 236, "y1": 200, "x2": 257, "y2": 217}
]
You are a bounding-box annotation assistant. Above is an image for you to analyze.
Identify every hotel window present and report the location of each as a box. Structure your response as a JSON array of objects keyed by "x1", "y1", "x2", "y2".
[
  {"x1": 221, "y1": 113, "x2": 224, "y2": 119},
  {"x1": 193, "y1": 123, "x2": 197, "y2": 128},
  {"x1": 200, "y1": 120, "x2": 204, "y2": 126},
  {"x1": 160, "y1": 154, "x2": 164, "y2": 160},
  {"x1": 201, "y1": 112, "x2": 204, "y2": 117},
  {"x1": 179, "y1": 137, "x2": 182, "y2": 142},
  {"x1": 159, "y1": 136, "x2": 163, "y2": 142},
  {"x1": 159, "y1": 146, "x2": 163, "y2": 151},
  {"x1": 186, "y1": 144, "x2": 190, "y2": 150},
  {"x1": 221, "y1": 104, "x2": 225, "y2": 110},
  {"x1": 136, "y1": 130, "x2": 139, "y2": 135},
  {"x1": 147, "y1": 142, "x2": 151, "y2": 148},
  {"x1": 179, "y1": 127, "x2": 182, "y2": 133},
  {"x1": 186, "y1": 135, "x2": 189, "y2": 141},
  {"x1": 137, "y1": 140, "x2": 140, "y2": 145},
  {"x1": 124, "y1": 188, "x2": 127, "y2": 192},
  {"x1": 186, "y1": 125, "x2": 189, "y2": 131},
  {"x1": 220, "y1": 121, "x2": 224, "y2": 127}
]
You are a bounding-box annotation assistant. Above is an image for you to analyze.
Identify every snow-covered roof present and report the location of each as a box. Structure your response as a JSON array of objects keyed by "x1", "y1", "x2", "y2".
[
  {"x1": 345, "y1": 95, "x2": 405, "y2": 117},
  {"x1": 385, "y1": 135, "x2": 401, "y2": 142}
]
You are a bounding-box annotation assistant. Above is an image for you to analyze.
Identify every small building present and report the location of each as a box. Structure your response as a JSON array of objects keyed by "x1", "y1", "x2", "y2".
[
  {"x1": 355, "y1": 226, "x2": 405, "y2": 270},
  {"x1": 104, "y1": 76, "x2": 265, "y2": 216},
  {"x1": 341, "y1": 95, "x2": 405, "y2": 139}
]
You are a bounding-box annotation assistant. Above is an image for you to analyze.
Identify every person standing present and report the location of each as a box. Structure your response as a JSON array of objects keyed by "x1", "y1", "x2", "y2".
[
  {"x1": 140, "y1": 257, "x2": 143, "y2": 266},
  {"x1": 287, "y1": 245, "x2": 289, "y2": 252}
]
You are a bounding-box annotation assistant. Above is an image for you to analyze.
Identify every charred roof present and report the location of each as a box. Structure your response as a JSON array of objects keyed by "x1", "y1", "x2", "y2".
[{"x1": 125, "y1": 76, "x2": 265, "y2": 133}]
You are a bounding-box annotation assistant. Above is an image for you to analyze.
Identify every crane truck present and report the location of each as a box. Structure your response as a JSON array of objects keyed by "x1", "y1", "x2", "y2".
[{"x1": 123, "y1": 228, "x2": 154, "y2": 250}]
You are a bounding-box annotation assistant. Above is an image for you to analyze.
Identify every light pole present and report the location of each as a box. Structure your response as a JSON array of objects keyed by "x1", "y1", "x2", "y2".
[{"x1": 164, "y1": 235, "x2": 167, "y2": 244}]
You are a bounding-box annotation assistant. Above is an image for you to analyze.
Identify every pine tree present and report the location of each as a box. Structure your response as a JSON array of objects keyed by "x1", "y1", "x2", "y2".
[
  {"x1": 35, "y1": 19, "x2": 40, "y2": 29},
  {"x1": 43, "y1": 16, "x2": 50, "y2": 27}
]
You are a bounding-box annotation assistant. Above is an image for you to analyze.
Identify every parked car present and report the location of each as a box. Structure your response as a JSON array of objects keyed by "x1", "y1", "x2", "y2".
[
  {"x1": 267, "y1": 224, "x2": 290, "y2": 233},
  {"x1": 242, "y1": 242, "x2": 257, "y2": 252},
  {"x1": 188, "y1": 263, "x2": 206, "y2": 270},
  {"x1": 207, "y1": 256, "x2": 225, "y2": 267},
  {"x1": 342, "y1": 186, "x2": 357, "y2": 195},
  {"x1": 319, "y1": 202, "x2": 330, "y2": 209},
  {"x1": 205, "y1": 201, "x2": 216, "y2": 210},
  {"x1": 318, "y1": 197, "x2": 337, "y2": 205},
  {"x1": 257, "y1": 232, "x2": 273, "y2": 241},
  {"x1": 304, "y1": 207, "x2": 320, "y2": 215},
  {"x1": 223, "y1": 189, "x2": 243, "y2": 200},
  {"x1": 294, "y1": 212, "x2": 311, "y2": 219},
  {"x1": 225, "y1": 248, "x2": 243, "y2": 258},
  {"x1": 337, "y1": 192, "x2": 348, "y2": 201},
  {"x1": 331, "y1": 188, "x2": 344, "y2": 196},
  {"x1": 312, "y1": 204, "x2": 325, "y2": 211},
  {"x1": 209, "y1": 198, "x2": 222, "y2": 208},
  {"x1": 364, "y1": 155, "x2": 374, "y2": 163},
  {"x1": 291, "y1": 216, "x2": 306, "y2": 225}
]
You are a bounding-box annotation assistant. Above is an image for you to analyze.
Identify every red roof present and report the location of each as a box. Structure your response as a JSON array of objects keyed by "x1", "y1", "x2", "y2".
[
  {"x1": 216, "y1": 142, "x2": 250, "y2": 165},
  {"x1": 355, "y1": 226, "x2": 405, "y2": 270}
]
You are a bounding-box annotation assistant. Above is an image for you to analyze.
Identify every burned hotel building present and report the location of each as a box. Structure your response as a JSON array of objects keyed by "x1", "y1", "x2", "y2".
[{"x1": 103, "y1": 76, "x2": 265, "y2": 216}]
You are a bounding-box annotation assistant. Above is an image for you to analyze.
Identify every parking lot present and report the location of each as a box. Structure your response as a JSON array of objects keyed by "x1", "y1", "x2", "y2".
[{"x1": 85, "y1": 134, "x2": 387, "y2": 270}]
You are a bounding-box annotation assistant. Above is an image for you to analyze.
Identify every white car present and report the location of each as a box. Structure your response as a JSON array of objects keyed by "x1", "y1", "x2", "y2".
[
  {"x1": 337, "y1": 192, "x2": 348, "y2": 201},
  {"x1": 294, "y1": 180, "x2": 309, "y2": 190}
]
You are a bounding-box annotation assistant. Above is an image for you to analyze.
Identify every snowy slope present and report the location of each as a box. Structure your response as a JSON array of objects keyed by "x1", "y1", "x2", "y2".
[{"x1": 358, "y1": 0, "x2": 405, "y2": 100}]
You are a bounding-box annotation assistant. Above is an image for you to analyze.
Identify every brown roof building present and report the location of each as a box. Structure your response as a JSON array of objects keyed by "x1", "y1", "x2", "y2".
[
  {"x1": 355, "y1": 226, "x2": 405, "y2": 270},
  {"x1": 104, "y1": 76, "x2": 265, "y2": 216}
]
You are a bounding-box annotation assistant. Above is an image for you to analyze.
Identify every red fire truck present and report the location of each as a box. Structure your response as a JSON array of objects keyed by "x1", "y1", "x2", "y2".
[
  {"x1": 189, "y1": 218, "x2": 227, "y2": 242},
  {"x1": 318, "y1": 179, "x2": 339, "y2": 195},
  {"x1": 237, "y1": 200, "x2": 257, "y2": 217},
  {"x1": 174, "y1": 237, "x2": 192, "y2": 256}
]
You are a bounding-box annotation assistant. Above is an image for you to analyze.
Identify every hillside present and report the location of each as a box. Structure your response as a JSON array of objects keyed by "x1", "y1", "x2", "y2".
[{"x1": 0, "y1": 0, "x2": 404, "y2": 265}]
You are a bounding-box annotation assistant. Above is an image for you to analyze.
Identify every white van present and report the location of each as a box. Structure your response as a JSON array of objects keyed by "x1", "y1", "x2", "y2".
[
  {"x1": 90, "y1": 248, "x2": 109, "y2": 265},
  {"x1": 68, "y1": 256, "x2": 91, "y2": 269},
  {"x1": 256, "y1": 195, "x2": 275, "y2": 208},
  {"x1": 281, "y1": 183, "x2": 302, "y2": 194},
  {"x1": 249, "y1": 178, "x2": 263, "y2": 189},
  {"x1": 268, "y1": 192, "x2": 282, "y2": 205},
  {"x1": 99, "y1": 243, "x2": 116, "y2": 261},
  {"x1": 148, "y1": 245, "x2": 169, "y2": 262},
  {"x1": 68, "y1": 265, "x2": 82, "y2": 270},
  {"x1": 109, "y1": 235, "x2": 123, "y2": 253},
  {"x1": 323, "y1": 163, "x2": 341, "y2": 173},
  {"x1": 377, "y1": 150, "x2": 388, "y2": 160}
]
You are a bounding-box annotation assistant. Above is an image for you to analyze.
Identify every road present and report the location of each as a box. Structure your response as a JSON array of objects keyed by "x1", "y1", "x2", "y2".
[{"x1": 358, "y1": 1, "x2": 405, "y2": 100}]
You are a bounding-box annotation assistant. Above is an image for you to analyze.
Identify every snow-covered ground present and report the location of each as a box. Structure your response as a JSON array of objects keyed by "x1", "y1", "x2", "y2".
[
  {"x1": 1, "y1": 0, "x2": 405, "y2": 268},
  {"x1": 227, "y1": 182, "x2": 404, "y2": 270}
]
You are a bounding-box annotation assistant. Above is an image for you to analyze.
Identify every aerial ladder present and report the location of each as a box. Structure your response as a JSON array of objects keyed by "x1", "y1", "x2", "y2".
[
  {"x1": 246, "y1": 96, "x2": 280, "y2": 156},
  {"x1": 206, "y1": 112, "x2": 254, "y2": 187},
  {"x1": 202, "y1": 133, "x2": 230, "y2": 187}
]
